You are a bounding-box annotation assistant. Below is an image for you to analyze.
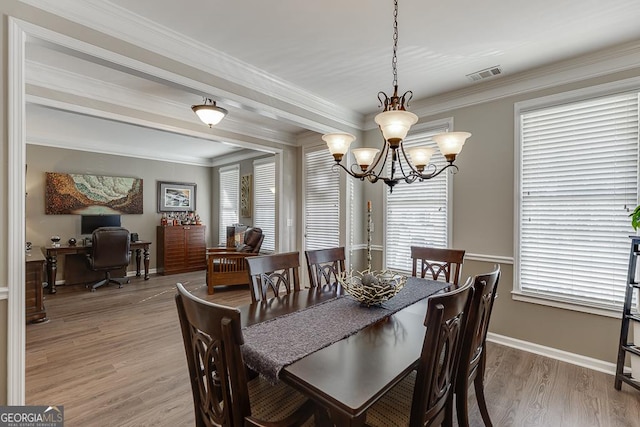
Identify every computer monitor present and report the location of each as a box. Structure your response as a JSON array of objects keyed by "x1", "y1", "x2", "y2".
[{"x1": 81, "y1": 214, "x2": 121, "y2": 235}]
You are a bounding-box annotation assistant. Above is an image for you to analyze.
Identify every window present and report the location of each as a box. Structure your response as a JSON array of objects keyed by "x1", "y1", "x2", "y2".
[
  {"x1": 218, "y1": 165, "x2": 239, "y2": 245},
  {"x1": 253, "y1": 159, "x2": 276, "y2": 252},
  {"x1": 385, "y1": 124, "x2": 451, "y2": 274},
  {"x1": 304, "y1": 147, "x2": 340, "y2": 250},
  {"x1": 517, "y1": 91, "x2": 639, "y2": 311}
]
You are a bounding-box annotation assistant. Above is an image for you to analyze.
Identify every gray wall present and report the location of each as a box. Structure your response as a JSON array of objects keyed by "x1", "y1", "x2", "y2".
[
  {"x1": 26, "y1": 145, "x2": 213, "y2": 277},
  {"x1": 358, "y1": 67, "x2": 640, "y2": 364}
]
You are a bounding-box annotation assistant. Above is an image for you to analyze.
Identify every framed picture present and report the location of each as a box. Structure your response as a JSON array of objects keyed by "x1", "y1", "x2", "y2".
[
  {"x1": 157, "y1": 181, "x2": 197, "y2": 212},
  {"x1": 241, "y1": 174, "x2": 252, "y2": 217}
]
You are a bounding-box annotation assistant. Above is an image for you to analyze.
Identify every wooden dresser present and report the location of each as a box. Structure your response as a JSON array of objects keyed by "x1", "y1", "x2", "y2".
[
  {"x1": 26, "y1": 247, "x2": 47, "y2": 323},
  {"x1": 157, "y1": 225, "x2": 206, "y2": 275}
]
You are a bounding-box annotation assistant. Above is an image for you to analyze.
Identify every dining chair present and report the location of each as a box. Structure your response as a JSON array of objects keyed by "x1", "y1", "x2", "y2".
[
  {"x1": 411, "y1": 246, "x2": 466, "y2": 288},
  {"x1": 174, "y1": 282, "x2": 315, "y2": 427},
  {"x1": 246, "y1": 251, "x2": 301, "y2": 303},
  {"x1": 455, "y1": 265, "x2": 501, "y2": 427},
  {"x1": 366, "y1": 279, "x2": 474, "y2": 427},
  {"x1": 304, "y1": 247, "x2": 345, "y2": 291}
]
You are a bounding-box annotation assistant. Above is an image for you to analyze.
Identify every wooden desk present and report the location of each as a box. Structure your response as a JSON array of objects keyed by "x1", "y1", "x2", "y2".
[
  {"x1": 26, "y1": 247, "x2": 47, "y2": 323},
  {"x1": 239, "y1": 281, "x2": 438, "y2": 426},
  {"x1": 44, "y1": 240, "x2": 151, "y2": 294}
]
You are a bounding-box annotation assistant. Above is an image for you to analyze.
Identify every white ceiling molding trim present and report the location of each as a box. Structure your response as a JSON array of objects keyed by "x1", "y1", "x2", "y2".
[
  {"x1": 19, "y1": 0, "x2": 363, "y2": 131},
  {"x1": 27, "y1": 135, "x2": 216, "y2": 167},
  {"x1": 15, "y1": 17, "x2": 355, "y2": 138},
  {"x1": 363, "y1": 40, "x2": 640, "y2": 129},
  {"x1": 26, "y1": 94, "x2": 288, "y2": 158},
  {"x1": 26, "y1": 60, "x2": 298, "y2": 146},
  {"x1": 26, "y1": 60, "x2": 201, "y2": 122},
  {"x1": 210, "y1": 149, "x2": 277, "y2": 168}
]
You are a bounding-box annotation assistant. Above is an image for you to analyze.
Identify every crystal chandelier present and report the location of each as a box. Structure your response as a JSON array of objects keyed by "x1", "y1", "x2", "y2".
[{"x1": 322, "y1": 0, "x2": 471, "y2": 192}]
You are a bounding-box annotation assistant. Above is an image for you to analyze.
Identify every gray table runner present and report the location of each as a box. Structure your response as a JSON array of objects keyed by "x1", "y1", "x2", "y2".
[{"x1": 241, "y1": 277, "x2": 449, "y2": 382}]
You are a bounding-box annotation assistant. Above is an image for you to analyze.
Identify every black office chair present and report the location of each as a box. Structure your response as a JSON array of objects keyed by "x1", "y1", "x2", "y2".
[{"x1": 86, "y1": 227, "x2": 131, "y2": 292}]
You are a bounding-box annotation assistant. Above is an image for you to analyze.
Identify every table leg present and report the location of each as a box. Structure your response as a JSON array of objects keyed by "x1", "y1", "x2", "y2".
[
  {"x1": 143, "y1": 246, "x2": 150, "y2": 280},
  {"x1": 135, "y1": 249, "x2": 142, "y2": 277},
  {"x1": 329, "y1": 410, "x2": 365, "y2": 427},
  {"x1": 46, "y1": 254, "x2": 58, "y2": 294}
]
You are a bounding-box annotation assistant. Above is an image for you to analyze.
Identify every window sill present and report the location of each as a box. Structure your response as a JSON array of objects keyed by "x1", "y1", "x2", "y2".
[{"x1": 511, "y1": 291, "x2": 624, "y2": 319}]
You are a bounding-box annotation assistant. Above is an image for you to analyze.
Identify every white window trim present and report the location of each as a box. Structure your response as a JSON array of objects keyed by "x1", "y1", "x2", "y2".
[
  {"x1": 302, "y1": 143, "x2": 342, "y2": 251},
  {"x1": 218, "y1": 164, "x2": 240, "y2": 246},
  {"x1": 514, "y1": 76, "x2": 640, "y2": 317},
  {"x1": 382, "y1": 118, "x2": 454, "y2": 273},
  {"x1": 253, "y1": 157, "x2": 276, "y2": 253}
]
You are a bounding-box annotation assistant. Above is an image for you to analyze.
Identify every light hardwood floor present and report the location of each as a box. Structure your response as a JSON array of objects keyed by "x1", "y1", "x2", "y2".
[{"x1": 26, "y1": 272, "x2": 640, "y2": 427}]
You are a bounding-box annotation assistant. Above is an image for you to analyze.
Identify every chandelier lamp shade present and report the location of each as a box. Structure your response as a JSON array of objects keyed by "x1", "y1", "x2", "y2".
[
  {"x1": 322, "y1": 0, "x2": 471, "y2": 192},
  {"x1": 191, "y1": 98, "x2": 228, "y2": 127}
]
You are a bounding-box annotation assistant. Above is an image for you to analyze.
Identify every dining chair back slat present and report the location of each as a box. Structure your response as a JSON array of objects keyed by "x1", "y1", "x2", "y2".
[
  {"x1": 305, "y1": 247, "x2": 346, "y2": 291},
  {"x1": 246, "y1": 252, "x2": 301, "y2": 303},
  {"x1": 411, "y1": 279, "x2": 474, "y2": 426},
  {"x1": 367, "y1": 280, "x2": 474, "y2": 426},
  {"x1": 175, "y1": 282, "x2": 249, "y2": 427},
  {"x1": 411, "y1": 246, "x2": 465, "y2": 288},
  {"x1": 455, "y1": 265, "x2": 501, "y2": 427},
  {"x1": 175, "y1": 282, "x2": 315, "y2": 427}
]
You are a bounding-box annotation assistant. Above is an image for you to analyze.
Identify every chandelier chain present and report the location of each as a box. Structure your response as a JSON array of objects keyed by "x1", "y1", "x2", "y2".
[
  {"x1": 322, "y1": 0, "x2": 470, "y2": 192},
  {"x1": 392, "y1": 0, "x2": 399, "y2": 88}
]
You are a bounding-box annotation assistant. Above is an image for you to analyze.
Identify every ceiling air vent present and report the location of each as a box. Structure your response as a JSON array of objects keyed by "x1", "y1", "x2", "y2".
[{"x1": 466, "y1": 66, "x2": 502, "y2": 82}]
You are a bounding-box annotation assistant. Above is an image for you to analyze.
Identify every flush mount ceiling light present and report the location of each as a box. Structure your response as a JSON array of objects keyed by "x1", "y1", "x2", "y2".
[
  {"x1": 191, "y1": 97, "x2": 228, "y2": 127},
  {"x1": 322, "y1": 0, "x2": 471, "y2": 192}
]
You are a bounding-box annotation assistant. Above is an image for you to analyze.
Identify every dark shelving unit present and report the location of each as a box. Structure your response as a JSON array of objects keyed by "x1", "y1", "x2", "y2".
[{"x1": 615, "y1": 236, "x2": 640, "y2": 392}]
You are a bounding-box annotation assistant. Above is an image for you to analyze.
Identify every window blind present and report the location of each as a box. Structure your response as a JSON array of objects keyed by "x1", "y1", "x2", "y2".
[
  {"x1": 253, "y1": 159, "x2": 276, "y2": 252},
  {"x1": 386, "y1": 126, "x2": 450, "y2": 274},
  {"x1": 219, "y1": 165, "x2": 239, "y2": 245},
  {"x1": 519, "y1": 92, "x2": 639, "y2": 310},
  {"x1": 304, "y1": 147, "x2": 340, "y2": 250}
]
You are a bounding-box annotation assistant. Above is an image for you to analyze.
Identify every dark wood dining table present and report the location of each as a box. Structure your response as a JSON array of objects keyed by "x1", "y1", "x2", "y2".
[{"x1": 238, "y1": 278, "x2": 442, "y2": 426}]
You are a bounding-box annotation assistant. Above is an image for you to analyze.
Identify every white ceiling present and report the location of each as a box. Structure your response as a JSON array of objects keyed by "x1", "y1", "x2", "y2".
[
  {"x1": 22, "y1": 0, "x2": 640, "y2": 163},
  {"x1": 106, "y1": 0, "x2": 640, "y2": 112}
]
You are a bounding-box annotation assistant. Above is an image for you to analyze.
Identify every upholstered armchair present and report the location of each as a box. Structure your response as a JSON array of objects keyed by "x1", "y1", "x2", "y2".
[
  {"x1": 206, "y1": 227, "x2": 264, "y2": 294},
  {"x1": 234, "y1": 227, "x2": 264, "y2": 253}
]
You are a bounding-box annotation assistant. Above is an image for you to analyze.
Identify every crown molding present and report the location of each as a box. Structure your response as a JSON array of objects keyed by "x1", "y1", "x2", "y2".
[
  {"x1": 210, "y1": 149, "x2": 275, "y2": 168},
  {"x1": 26, "y1": 94, "x2": 286, "y2": 166},
  {"x1": 364, "y1": 40, "x2": 640, "y2": 129},
  {"x1": 27, "y1": 135, "x2": 216, "y2": 167},
  {"x1": 21, "y1": 0, "x2": 640, "y2": 135},
  {"x1": 26, "y1": 60, "x2": 298, "y2": 146},
  {"x1": 19, "y1": 0, "x2": 363, "y2": 131}
]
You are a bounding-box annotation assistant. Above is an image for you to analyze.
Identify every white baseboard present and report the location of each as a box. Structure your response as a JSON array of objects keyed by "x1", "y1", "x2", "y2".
[{"x1": 487, "y1": 332, "x2": 630, "y2": 375}]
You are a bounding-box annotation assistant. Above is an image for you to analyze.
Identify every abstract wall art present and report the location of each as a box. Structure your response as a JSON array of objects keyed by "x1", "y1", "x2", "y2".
[
  {"x1": 45, "y1": 172, "x2": 143, "y2": 214},
  {"x1": 241, "y1": 174, "x2": 252, "y2": 217}
]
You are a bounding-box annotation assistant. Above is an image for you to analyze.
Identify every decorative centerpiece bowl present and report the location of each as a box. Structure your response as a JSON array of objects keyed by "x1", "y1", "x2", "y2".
[{"x1": 338, "y1": 269, "x2": 407, "y2": 307}]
